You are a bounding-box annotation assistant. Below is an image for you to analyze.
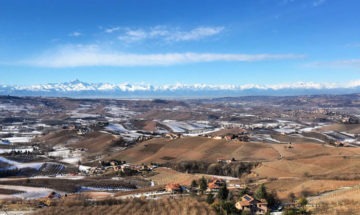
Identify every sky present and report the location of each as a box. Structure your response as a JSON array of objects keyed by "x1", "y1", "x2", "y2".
[{"x1": 0, "y1": 0, "x2": 360, "y2": 86}]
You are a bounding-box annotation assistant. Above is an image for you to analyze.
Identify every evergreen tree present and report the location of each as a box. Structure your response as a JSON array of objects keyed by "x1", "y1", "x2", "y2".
[
  {"x1": 191, "y1": 179, "x2": 198, "y2": 188},
  {"x1": 255, "y1": 184, "x2": 268, "y2": 200},
  {"x1": 206, "y1": 193, "x2": 215, "y2": 204},
  {"x1": 199, "y1": 176, "x2": 208, "y2": 194},
  {"x1": 218, "y1": 184, "x2": 229, "y2": 201},
  {"x1": 267, "y1": 190, "x2": 280, "y2": 208}
]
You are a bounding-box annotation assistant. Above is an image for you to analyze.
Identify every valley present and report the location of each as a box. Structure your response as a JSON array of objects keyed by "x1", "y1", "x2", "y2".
[{"x1": 1, "y1": 94, "x2": 360, "y2": 214}]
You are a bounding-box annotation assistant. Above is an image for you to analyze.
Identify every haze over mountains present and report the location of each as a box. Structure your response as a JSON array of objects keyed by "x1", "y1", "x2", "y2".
[{"x1": 1, "y1": 80, "x2": 360, "y2": 98}]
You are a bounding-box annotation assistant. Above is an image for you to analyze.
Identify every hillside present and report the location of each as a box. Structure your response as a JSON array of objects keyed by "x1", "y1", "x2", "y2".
[{"x1": 111, "y1": 137, "x2": 279, "y2": 163}]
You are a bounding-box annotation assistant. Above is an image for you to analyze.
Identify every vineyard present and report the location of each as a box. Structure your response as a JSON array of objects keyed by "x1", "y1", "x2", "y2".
[
  {"x1": 38, "y1": 163, "x2": 65, "y2": 176},
  {"x1": 34, "y1": 197, "x2": 216, "y2": 215}
]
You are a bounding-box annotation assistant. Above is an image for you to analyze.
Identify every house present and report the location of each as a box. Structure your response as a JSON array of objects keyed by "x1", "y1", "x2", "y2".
[
  {"x1": 235, "y1": 194, "x2": 268, "y2": 214},
  {"x1": 256, "y1": 199, "x2": 269, "y2": 214},
  {"x1": 38, "y1": 191, "x2": 62, "y2": 207},
  {"x1": 77, "y1": 127, "x2": 91, "y2": 135},
  {"x1": 165, "y1": 133, "x2": 182, "y2": 140},
  {"x1": 207, "y1": 178, "x2": 226, "y2": 192},
  {"x1": 225, "y1": 135, "x2": 234, "y2": 141},
  {"x1": 68, "y1": 124, "x2": 77, "y2": 130},
  {"x1": 165, "y1": 183, "x2": 183, "y2": 193},
  {"x1": 217, "y1": 158, "x2": 235, "y2": 164},
  {"x1": 335, "y1": 141, "x2": 344, "y2": 147},
  {"x1": 79, "y1": 165, "x2": 92, "y2": 173},
  {"x1": 110, "y1": 160, "x2": 121, "y2": 166},
  {"x1": 213, "y1": 136, "x2": 223, "y2": 140}
]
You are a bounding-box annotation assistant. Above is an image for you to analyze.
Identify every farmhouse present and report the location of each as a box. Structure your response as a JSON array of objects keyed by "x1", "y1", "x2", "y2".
[
  {"x1": 207, "y1": 178, "x2": 226, "y2": 192},
  {"x1": 165, "y1": 183, "x2": 183, "y2": 193},
  {"x1": 77, "y1": 127, "x2": 91, "y2": 135},
  {"x1": 213, "y1": 136, "x2": 223, "y2": 140},
  {"x1": 217, "y1": 158, "x2": 235, "y2": 164},
  {"x1": 235, "y1": 194, "x2": 268, "y2": 214},
  {"x1": 165, "y1": 133, "x2": 182, "y2": 140}
]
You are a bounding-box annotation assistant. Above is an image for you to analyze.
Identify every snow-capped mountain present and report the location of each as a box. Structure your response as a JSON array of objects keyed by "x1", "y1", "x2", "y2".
[{"x1": 1, "y1": 80, "x2": 360, "y2": 98}]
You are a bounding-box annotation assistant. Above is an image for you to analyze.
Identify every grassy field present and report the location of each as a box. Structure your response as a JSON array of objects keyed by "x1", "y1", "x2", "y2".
[
  {"x1": 36, "y1": 130, "x2": 116, "y2": 153},
  {"x1": 147, "y1": 167, "x2": 202, "y2": 186},
  {"x1": 254, "y1": 143, "x2": 360, "y2": 179},
  {"x1": 265, "y1": 178, "x2": 360, "y2": 200},
  {"x1": 111, "y1": 137, "x2": 279, "y2": 163}
]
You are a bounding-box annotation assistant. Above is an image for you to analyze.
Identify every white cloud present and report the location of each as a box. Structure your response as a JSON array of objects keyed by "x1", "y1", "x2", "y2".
[
  {"x1": 23, "y1": 44, "x2": 304, "y2": 68},
  {"x1": 313, "y1": 0, "x2": 326, "y2": 7},
  {"x1": 167, "y1": 27, "x2": 224, "y2": 41},
  {"x1": 117, "y1": 26, "x2": 224, "y2": 43},
  {"x1": 104, "y1": 27, "x2": 121, "y2": 33},
  {"x1": 68, "y1": 31, "x2": 82, "y2": 37},
  {"x1": 118, "y1": 29, "x2": 147, "y2": 42}
]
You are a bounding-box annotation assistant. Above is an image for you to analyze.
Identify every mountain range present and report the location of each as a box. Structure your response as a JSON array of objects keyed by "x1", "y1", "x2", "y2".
[{"x1": 1, "y1": 80, "x2": 360, "y2": 98}]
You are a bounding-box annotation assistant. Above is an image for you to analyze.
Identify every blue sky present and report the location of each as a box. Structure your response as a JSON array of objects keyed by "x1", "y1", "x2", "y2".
[{"x1": 0, "y1": 0, "x2": 360, "y2": 86}]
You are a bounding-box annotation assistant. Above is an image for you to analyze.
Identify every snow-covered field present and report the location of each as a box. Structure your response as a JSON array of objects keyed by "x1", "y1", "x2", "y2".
[
  {"x1": 69, "y1": 112, "x2": 100, "y2": 118},
  {"x1": 79, "y1": 186, "x2": 135, "y2": 192},
  {"x1": 183, "y1": 127, "x2": 222, "y2": 137},
  {"x1": 299, "y1": 124, "x2": 327, "y2": 133},
  {"x1": 0, "y1": 139, "x2": 11, "y2": 145},
  {"x1": 48, "y1": 147, "x2": 83, "y2": 164},
  {"x1": 105, "y1": 105, "x2": 137, "y2": 117},
  {"x1": 161, "y1": 120, "x2": 212, "y2": 133},
  {"x1": 324, "y1": 131, "x2": 357, "y2": 143},
  {"x1": 121, "y1": 132, "x2": 143, "y2": 142},
  {"x1": 3, "y1": 137, "x2": 33, "y2": 143},
  {"x1": 274, "y1": 128, "x2": 296, "y2": 134},
  {"x1": 104, "y1": 123, "x2": 144, "y2": 141},
  {"x1": 0, "y1": 184, "x2": 60, "y2": 200},
  {"x1": 48, "y1": 148, "x2": 71, "y2": 158},
  {"x1": 61, "y1": 157, "x2": 81, "y2": 164},
  {"x1": 252, "y1": 134, "x2": 281, "y2": 143},
  {"x1": 105, "y1": 123, "x2": 128, "y2": 133},
  {"x1": 0, "y1": 156, "x2": 43, "y2": 170},
  {"x1": 117, "y1": 191, "x2": 171, "y2": 199}
]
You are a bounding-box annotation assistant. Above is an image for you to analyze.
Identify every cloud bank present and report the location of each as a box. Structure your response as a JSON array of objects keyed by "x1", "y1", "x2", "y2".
[
  {"x1": 117, "y1": 26, "x2": 224, "y2": 42},
  {"x1": 23, "y1": 45, "x2": 304, "y2": 68}
]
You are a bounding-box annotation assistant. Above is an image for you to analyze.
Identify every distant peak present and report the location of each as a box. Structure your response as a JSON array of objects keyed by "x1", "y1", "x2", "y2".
[
  {"x1": 1, "y1": 80, "x2": 360, "y2": 97},
  {"x1": 70, "y1": 79, "x2": 82, "y2": 84}
]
